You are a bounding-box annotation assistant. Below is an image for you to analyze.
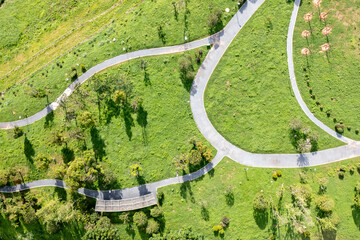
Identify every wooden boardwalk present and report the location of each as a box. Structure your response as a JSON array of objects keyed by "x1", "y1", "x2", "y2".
[{"x1": 95, "y1": 192, "x2": 157, "y2": 212}]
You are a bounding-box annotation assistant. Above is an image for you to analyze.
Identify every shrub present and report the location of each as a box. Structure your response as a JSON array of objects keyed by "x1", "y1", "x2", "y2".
[
  {"x1": 13, "y1": 126, "x2": 24, "y2": 138},
  {"x1": 335, "y1": 123, "x2": 345, "y2": 133},
  {"x1": 303, "y1": 230, "x2": 311, "y2": 238},
  {"x1": 347, "y1": 126, "x2": 351, "y2": 131},
  {"x1": 133, "y1": 211, "x2": 148, "y2": 228},
  {"x1": 290, "y1": 184, "x2": 312, "y2": 206},
  {"x1": 70, "y1": 71, "x2": 78, "y2": 81},
  {"x1": 289, "y1": 118, "x2": 303, "y2": 131},
  {"x1": 178, "y1": 56, "x2": 192, "y2": 73},
  {"x1": 315, "y1": 195, "x2": 335, "y2": 213},
  {"x1": 338, "y1": 171, "x2": 345, "y2": 179},
  {"x1": 146, "y1": 219, "x2": 160, "y2": 235},
  {"x1": 77, "y1": 111, "x2": 95, "y2": 128},
  {"x1": 80, "y1": 64, "x2": 86, "y2": 72},
  {"x1": 339, "y1": 165, "x2": 346, "y2": 172},
  {"x1": 326, "y1": 110, "x2": 331, "y2": 117},
  {"x1": 222, "y1": 217, "x2": 230, "y2": 226},
  {"x1": 253, "y1": 192, "x2": 268, "y2": 211},
  {"x1": 318, "y1": 214, "x2": 339, "y2": 232},
  {"x1": 276, "y1": 170, "x2": 282, "y2": 177},
  {"x1": 349, "y1": 166, "x2": 355, "y2": 175},
  {"x1": 272, "y1": 173, "x2": 278, "y2": 179},
  {"x1": 71, "y1": 65, "x2": 77, "y2": 71},
  {"x1": 150, "y1": 206, "x2": 163, "y2": 218},
  {"x1": 119, "y1": 212, "x2": 131, "y2": 224},
  {"x1": 357, "y1": 163, "x2": 360, "y2": 173},
  {"x1": 207, "y1": 8, "x2": 222, "y2": 30},
  {"x1": 356, "y1": 129, "x2": 359, "y2": 135}
]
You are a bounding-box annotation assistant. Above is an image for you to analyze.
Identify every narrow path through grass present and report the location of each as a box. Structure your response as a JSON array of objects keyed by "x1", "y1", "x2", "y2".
[{"x1": 205, "y1": 0, "x2": 343, "y2": 153}]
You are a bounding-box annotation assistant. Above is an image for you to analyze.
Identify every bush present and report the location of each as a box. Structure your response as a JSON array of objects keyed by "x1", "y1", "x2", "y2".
[
  {"x1": 289, "y1": 118, "x2": 302, "y2": 131},
  {"x1": 338, "y1": 171, "x2": 345, "y2": 179},
  {"x1": 356, "y1": 129, "x2": 360, "y2": 135},
  {"x1": 272, "y1": 173, "x2": 278, "y2": 179},
  {"x1": 80, "y1": 64, "x2": 86, "y2": 72},
  {"x1": 146, "y1": 219, "x2": 160, "y2": 235},
  {"x1": 150, "y1": 206, "x2": 163, "y2": 218},
  {"x1": 133, "y1": 211, "x2": 148, "y2": 228},
  {"x1": 13, "y1": 126, "x2": 24, "y2": 138},
  {"x1": 253, "y1": 192, "x2": 268, "y2": 211},
  {"x1": 349, "y1": 166, "x2": 355, "y2": 175},
  {"x1": 212, "y1": 224, "x2": 224, "y2": 234},
  {"x1": 207, "y1": 8, "x2": 222, "y2": 30},
  {"x1": 315, "y1": 195, "x2": 335, "y2": 213},
  {"x1": 335, "y1": 123, "x2": 345, "y2": 133},
  {"x1": 157, "y1": 191, "x2": 164, "y2": 205},
  {"x1": 276, "y1": 170, "x2": 282, "y2": 177},
  {"x1": 303, "y1": 230, "x2": 311, "y2": 238},
  {"x1": 178, "y1": 56, "x2": 192, "y2": 73},
  {"x1": 290, "y1": 184, "x2": 312, "y2": 206},
  {"x1": 70, "y1": 71, "x2": 78, "y2": 81},
  {"x1": 222, "y1": 217, "x2": 230, "y2": 226}
]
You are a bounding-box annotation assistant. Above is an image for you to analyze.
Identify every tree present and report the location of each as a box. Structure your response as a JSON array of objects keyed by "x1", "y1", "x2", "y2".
[
  {"x1": 150, "y1": 206, "x2": 163, "y2": 218},
  {"x1": 207, "y1": 8, "x2": 222, "y2": 30},
  {"x1": 77, "y1": 111, "x2": 95, "y2": 129},
  {"x1": 83, "y1": 216, "x2": 121, "y2": 240},
  {"x1": 0, "y1": 170, "x2": 8, "y2": 187},
  {"x1": 146, "y1": 218, "x2": 160, "y2": 235},
  {"x1": 173, "y1": 153, "x2": 189, "y2": 170},
  {"x1": 65, "y1": 151, "x2": 103, "y2": 191},
  {"x1": 13, "y1": 126, "x2": 24, "y2": 139},
  {"x1": 253, "y1": 192, "x2": 268, "y2": 211},
  {"x1": 297, "y1": 139, "x2": 312, "y2": 153},
  {"x1": 188, "y1": 150, "x2": 202, "y2": 166},
  {"x1": 133, "y1": 211, "x2": 148, "y2": 228},
  {"x1": 290, "y1": 118, "x2": 303, "y2": 131},
  {"x1": 130, "y1": 163, "x2": 142, "y2": 177},
  {"x1": 119, "y1": 212, "x2": 131, "y2": 224},
  {"x1": 113, "y1": 90, "x2": 127, "y2": 105},
  {"x1": 315, "y1": 195, "x2": 335, "y2": 213},
  {"x1": 34, "y1": 154, "x2": 52, "y2": 170},
  {"x1": 178, "y1": 56, "x2": 192, "y2": 73}
]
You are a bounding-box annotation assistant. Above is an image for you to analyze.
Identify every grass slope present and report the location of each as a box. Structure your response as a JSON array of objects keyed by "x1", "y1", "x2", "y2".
[
  {"x1": 293, "y1": 0, "x2": 360, "y2": 140},
  {"x1": 205, "y1": 0, "x2": 343, "y2": 153},
  {"x1": 0, "y1": 0, "x2": 239, "y2": 121},
  {"x1": 0, "y1": 47, "x2": 214, "y2": 189}
]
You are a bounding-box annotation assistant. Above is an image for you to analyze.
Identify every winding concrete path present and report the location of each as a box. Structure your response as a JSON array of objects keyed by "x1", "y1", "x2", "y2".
[
  {"x1": 286, "y1": 0, "x2": 353, "y2": 144},
  {"x1": 2, "y1": 0, "x2": 360, "y2": 205}
]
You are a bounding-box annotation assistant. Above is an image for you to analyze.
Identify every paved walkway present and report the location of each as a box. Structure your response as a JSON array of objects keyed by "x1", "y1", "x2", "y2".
[
  {"x1": 2, "y1": 0, "x2": 360, "y2": 208},
  {"x1": 286, "y1": 0, "x2": 353, "y2": 144}
]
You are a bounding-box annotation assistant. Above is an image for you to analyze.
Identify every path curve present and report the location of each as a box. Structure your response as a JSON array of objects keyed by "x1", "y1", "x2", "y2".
[
  {"x1": 2, "y1": 0, "x2": 360, "y2": 203},
  {"x1": 189, "y1": 0, "x2": 360, "y2": 168},
  {"x1": 286, "y1": 0, "x2": 353, "y2": 144}
]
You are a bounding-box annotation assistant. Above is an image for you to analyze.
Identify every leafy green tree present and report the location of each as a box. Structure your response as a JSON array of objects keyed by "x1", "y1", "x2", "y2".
[
  {"x1": 146, "y1": 218, "x2": 160, "y2": 235},
  {"x1": 290, "y1": 118, "x2": 303, "y2": 131},
  {"x1": 130, "y1": 163, "x2": 142, "y2": 177},
  {"x1": 315, "y1": 195, "x2": 335, "y2": 213},
  {"x1": 178, "y1": 56, "x2": 192, "y2": 73},
  {"x1": 173, "y1": 153, "x2": 189, "y2": 170},
  {"x1": 253, "y1": 192, "x2": 268, "y2": 211},
  {"x1": 207, "y1": 8, "x2": 222, "y2": 30},
  {"x1": 34, "y1": 154, "x2": 52, "y2": 170},
  {"x1": 83, "y1": 216, "x2": 121, "y2": 240},
  {"x1": 0, "y1": 170, "x2": 8, "y2": 187},
  {"x1": 77, "y1": 111, "x2": 96, "y2": 129},
  {"x1": 13, "y1": 126, "x2": 24, "y2": 139},
  {"x1": 133, "y1": 211, "x2": 148, "y2": 228},
  {"x1": 65, "y1": 151, "x2": 103, "y2": 191},
  {"x1": 188, "y1": 150, "x2": 202, "y2": 166},
  {"x1": 113, "y1": 90, "x2": 127, "y2": 105},
  {"x1": 150, "y1": 206, "x2": 163, "y2": 218}
]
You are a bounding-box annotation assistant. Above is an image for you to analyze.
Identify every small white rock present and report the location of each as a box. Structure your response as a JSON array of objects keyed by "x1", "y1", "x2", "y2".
[
  {"x1": 225, "y1": 8, "x2": 230, "y2": 13},
  {"x1": 19, "y1": 116, "x2": 21, "y2": 119},
  {"x1": 184, "y1": 36, "x2": 188, "y2": 41},
  {"x1": 123, "y1": 47, "x2": 126, "y2": 51},
  {"x1": 113, "y1": 38, "x2": 116, "y2": 42}
]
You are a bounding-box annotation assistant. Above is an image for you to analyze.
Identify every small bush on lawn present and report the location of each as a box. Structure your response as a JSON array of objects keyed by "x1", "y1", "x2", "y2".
[
  {"x1": 276, "y1": 170, "x2": 282, "y2": 177},
  {"x1": 315, "y1": 195, "x2": 335, "y2": 213},
  {"x1": 338, "y1": 171, "x2": 345, "y2": 179},
  {"x1": 13, "y1": 126, "x2": 23, "y2": 138}
]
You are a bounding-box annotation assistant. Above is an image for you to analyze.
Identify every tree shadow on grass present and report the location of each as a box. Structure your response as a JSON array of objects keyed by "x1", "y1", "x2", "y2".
[
  {"x1": 24, "y1": 135, "x2": 35, "y2": 163},
  {"x1": 44, "y1": 111, "x2": 54, "y2": 128},
  {"x1": 61, "y1": 146, "x2": 75, "y2": 163},
  {"x1": 136, "y1": 105, "x2": 148, "y2": 145},
  {"x1": 253, "y1": 210, "x2": 268, "y2": 230},
  {"x1": 180, "y1": 180, "x2": 193, "y2": 200},
  {"x1": 201, "y1": 205, "x2": 210, "y2": 221},
  {"x1": 144, "y1": 70, "x2": 151, "y2": 86},
  {"x1": 54, "y1": 187, "x2": 67, "y2": 201},
  {"x1": 225, "y1": 191, "x2": 235, "y2": 206},
  {"x1": 105, "y1": 99, "x2": 120, "y2": 124},
  {"x1": 352, "y1": 205, "x2": 360, "y2": 230},
  {"x1": 122, "y1": 103, "x2": 135, "y2": 140},
  {"x1": 321, "y1": 229, "x2": 337, "y2": 240},
  {"x1": 90, "y1": 127, "x2": 106, "y2": 161}
]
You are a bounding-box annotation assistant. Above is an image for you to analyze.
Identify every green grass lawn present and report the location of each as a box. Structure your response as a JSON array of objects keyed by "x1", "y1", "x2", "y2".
[
  {"x1": 110, "y1": 156, "x2": 360, "y2": 239},
  {"x1": 0, "y1": 0, "x2": 239, "y2": 121},
  {"x1": 0, "y1": 47, "x2": 215, "y2": 189},
  {"x1": 293, "y1": 0, "x2": 360, "y2": 140},
  {"x1": 204, "y1": 0, "x2": 343, "y2": 153}
]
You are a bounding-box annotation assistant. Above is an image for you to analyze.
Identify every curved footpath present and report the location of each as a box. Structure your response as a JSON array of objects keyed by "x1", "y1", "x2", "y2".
[
  {"x1": 2, "y1": 0, "x2": 360, "y2": 203},
  {"x1": 286, "y1": 0, "x2": 353, "y2": 144}
]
